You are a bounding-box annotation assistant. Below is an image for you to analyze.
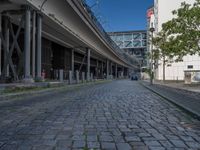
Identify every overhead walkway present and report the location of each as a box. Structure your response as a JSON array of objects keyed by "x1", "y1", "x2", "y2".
[{"x1": 0, "y1": 0, "x2": 139, "y2": 83}]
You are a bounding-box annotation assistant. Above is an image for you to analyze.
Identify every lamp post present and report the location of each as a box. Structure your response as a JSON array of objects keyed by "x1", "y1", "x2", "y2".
[{"x1": 149, "y1": 27, "x2": 155, "y2": 85}]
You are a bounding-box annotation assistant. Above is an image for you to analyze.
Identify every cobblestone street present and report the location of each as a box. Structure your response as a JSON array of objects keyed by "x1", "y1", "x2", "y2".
[{"x1": 0, "y1": 80, "x2": 200, "y2": 150}]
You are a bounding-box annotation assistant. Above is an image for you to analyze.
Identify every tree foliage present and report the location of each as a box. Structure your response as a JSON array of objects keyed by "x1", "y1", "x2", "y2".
[{"x1": 159, "y1": 0, "x2": 200, "y2": 60}]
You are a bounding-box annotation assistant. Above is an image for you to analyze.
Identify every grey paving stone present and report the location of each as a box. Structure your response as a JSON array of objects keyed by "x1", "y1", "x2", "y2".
[
  {"x1": 87, "y1": 141, "x2": 100, "y2": 149},
  {"x1": 144, "y1": 140, "x2": 161, "y2": 146},
  {"x1": 101, "y1": 142, "x2": 116, "y2": 150},
  {"x1": 125, "y1": 136, "x2": 141, "y2": 142},
  {"x1": 116, "y1": 143, "x2": 132, "y2": 150},
  {"x1": 72, "y1": 141, "x2": 85, "y2": 148},
  {"x1": 87, "y1": 135, "x2": 98, "y2": 142},
  {"x1": 99, "y1": 135, "x2": 113, "y2": 142},
  {"x1": 170, "y1": 139, "x2": 187, "y2": 148},
  {"x1": 56, "y1": 140, "x2": 72, "y2": 148}
]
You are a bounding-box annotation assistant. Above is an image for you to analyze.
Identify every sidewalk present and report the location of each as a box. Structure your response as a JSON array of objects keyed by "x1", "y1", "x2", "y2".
[
  {"x1": 0, "y1": 79, "x2": 110, "y2": 101},
  {"x1": 141, "y1": 80, "x2": 200, "y2": 119}
]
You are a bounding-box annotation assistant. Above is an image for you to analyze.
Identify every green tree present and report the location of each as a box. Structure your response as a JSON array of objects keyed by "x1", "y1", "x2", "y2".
[
  {"x1": 161, "y1": 0, "x2": 200, "y2": 59},
  {"x1": 152, "y1": 31, "x2": 170, "y2": 82}
]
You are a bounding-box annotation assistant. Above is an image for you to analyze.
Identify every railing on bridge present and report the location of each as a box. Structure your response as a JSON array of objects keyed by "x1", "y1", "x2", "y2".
[{"x1": 76, "y1": 0, "x2": 139, "y2": 67}]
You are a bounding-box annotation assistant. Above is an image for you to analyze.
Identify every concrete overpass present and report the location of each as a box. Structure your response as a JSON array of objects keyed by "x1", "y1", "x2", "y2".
[{"x1": 0, "y1": 0, "x2": 139, "y2": 83}]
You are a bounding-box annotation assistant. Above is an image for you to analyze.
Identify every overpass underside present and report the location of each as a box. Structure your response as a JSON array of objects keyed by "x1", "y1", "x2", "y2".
[{"x1": 0, "y1": 0, "x2": 136, "y2": 83}]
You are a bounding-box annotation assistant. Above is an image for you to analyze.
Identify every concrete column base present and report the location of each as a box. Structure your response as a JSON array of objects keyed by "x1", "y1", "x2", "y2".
[
  {"x1": 69, "y1": 71, "x2": 73, "y2": 84},
  {"x1": 82, "y1": 72, "x2": 85, "y2": 83},
  {"x1": 87, "y1": 72, "x2": 90, "y2": 82},
  {"x1": 22, "y1": 77, "x2": 34, "y2": 83},
  {"x1": 76, "y1": 71, "x2": 79, "y2": 84}
]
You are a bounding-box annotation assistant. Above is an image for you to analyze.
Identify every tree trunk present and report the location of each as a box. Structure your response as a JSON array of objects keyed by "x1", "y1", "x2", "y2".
[{"x1": 163, "y1": 56, "x2": 166, "y2": 83}]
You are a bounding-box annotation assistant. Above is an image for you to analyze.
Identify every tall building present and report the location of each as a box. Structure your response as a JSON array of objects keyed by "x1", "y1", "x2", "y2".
[
  {"x1": 108, "y1": 31, "x2": 147, "y2": 68},
  {"x1": 152, "y1": 0, "x2": 200, "y2": 82}
]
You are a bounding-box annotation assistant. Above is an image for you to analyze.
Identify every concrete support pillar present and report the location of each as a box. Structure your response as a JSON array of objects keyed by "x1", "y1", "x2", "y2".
[
  {"x1": 110, "y1": 62, "x2": 113, "y2": 79},
  {"x1": 91, "y1": 73, "x2": 93, "y2": 82},
  {"x1": 71, "y1": 49, "x2": 74, "y2": 79},
  {"x1": 24, "y1": 7, "x2": 31, "y2": 79},
  {"x1": 106, "y1": 59, "x2": 109, "y2": 79},
  {"x1": 0, "y1": 14, "x2": 2, "y2": 76},
  {"x1": 69, "y1": 71, "x2": 73, "y2": 84},
  {"x1": 96, "y1": 60, "x2": 99, "y2": 79},
  {"x1": 82, "y1": 72, "x2": 85, "y2": 83},
  {"x1": 122, "y1": 67, "x2": 124, "y2": 78},
  {"x1": 59, "y1": 69, "x2": 63, "y2": 82},
  {"x1": 86, "y1": 48, "x2": 90, "y2": 81},
  {"x1": 101, "y1": 61, "x2": 104, "y2": 79},
  {"x1": 76, "y1": 70, "x2": 79, "y2": 84},
  {"x1": 4, "y1": 15, "x2": 9, "y2": 77},
  {"x1": 115, "y1": 64, "x2": 118, "y2": 79},
  {"x1": 32, "y1": 11, "x2": 36, "y2": 78},
  {"x1": 36, "y1": 12, "x2": 42, "y2": 79}
]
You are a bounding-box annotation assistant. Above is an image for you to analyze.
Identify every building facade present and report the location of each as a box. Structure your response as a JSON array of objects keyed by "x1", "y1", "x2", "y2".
[
  {"x1": 152, "y1": 0, "x2": 200, "y2": 81},
  {"x1": 108, "y1": 31, "x2": 147, "y2": 68}
]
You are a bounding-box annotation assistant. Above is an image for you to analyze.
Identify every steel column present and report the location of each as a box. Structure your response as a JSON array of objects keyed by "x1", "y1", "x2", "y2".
[
  {"x1": 86, "y1": 48, "x2": 90, "y2": 81},
  {"x1": 106, "y1": 59, "x2": 109, "y2": 79},
  {"x1": 101, "y1": 61, "x2": 104, "y2": 78},
  {"x1": 110, "y1": 61, "x2": 113, "y2": 77},
  {"x1": 4, "y1": 16, "x2": 9, "y2": 77},
  {"x1": 96, "y1": 60, "x2": 99, "y2": 78},
  {"x1": 71, "y1": 49, "x2": 74, "y2": 78},
  {"x1": 36, "y1": 13, "x2": 42, "y2": 79},
  {"x1": 115, "y1": 64, "x2": 118, "y2": 78},
  {"x1": 0, "y1": 14, "x2": 1, "y2": 76},
  {"x1": 32, "y1": 11, "x2": 36, "y2": 78},
  {"x1": 24, "y1": 6, "x2": 31, "y2": 79}
]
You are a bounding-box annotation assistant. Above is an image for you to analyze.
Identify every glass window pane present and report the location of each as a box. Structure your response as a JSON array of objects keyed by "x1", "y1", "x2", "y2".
[
  {"x1": 133, "y1": 34, "x2": 141, "y2": 40},
  {"x1": 116, "y1": 35, "x2": 123, "y2": 41},
  {"x1": 133, "y1": 41, "x2": 142, "y2": 47},
  {"x1": 124, "y1": 41, "x2": 132, "y2": 48},
  {"x1": 124, "y1": 34, "x2": 132, "y2": 41},
  {"x1": 142, "y1": 33, "x2": 147, "y2": 39}
]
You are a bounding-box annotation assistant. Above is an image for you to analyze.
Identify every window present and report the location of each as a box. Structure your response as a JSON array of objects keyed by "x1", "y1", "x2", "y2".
[
  {"x1": 124, "y1": 34, "x2": 132, "y2": 41},
  {"x1": 188, "y1": 65, "x2": 193, "y2": 69},
  {"x1": 133, "y1": 34, "x2": 141, "y2": 40},
  {"x1": 124, "y1": 41, "x2": 132, "y2": 48},
  {"x1": 116, "y1": 35, "x2": 123, "y2": 41},
  {"x1": 133, "y1": 41, "x2": 142, "y2": 47}
]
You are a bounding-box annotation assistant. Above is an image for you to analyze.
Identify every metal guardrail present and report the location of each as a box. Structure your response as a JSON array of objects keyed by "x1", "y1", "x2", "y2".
[{"x1": 77, "y1": 0, "x2": 139, "y2": 67}]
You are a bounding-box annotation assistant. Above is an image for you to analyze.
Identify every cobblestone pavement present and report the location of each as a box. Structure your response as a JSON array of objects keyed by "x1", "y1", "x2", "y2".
[{"x1": 0, "y1": 80, "x2": 200, "y2": 150}]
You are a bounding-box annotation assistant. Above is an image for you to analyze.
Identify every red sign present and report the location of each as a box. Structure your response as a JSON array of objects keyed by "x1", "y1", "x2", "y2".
[{"x1": 147, "y1": 8, "x2": 154, "y2": 18}]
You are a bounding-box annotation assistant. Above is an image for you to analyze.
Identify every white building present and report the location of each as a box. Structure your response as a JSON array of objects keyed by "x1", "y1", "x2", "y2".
[{"x1": 153, "y1": 0, "x2": 200, "y2": 82}]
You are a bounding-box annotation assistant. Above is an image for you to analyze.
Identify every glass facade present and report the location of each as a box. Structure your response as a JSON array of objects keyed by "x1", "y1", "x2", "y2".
[
  {"x1": 109, "y1": 31, "x2": 147, "y2": 67},
  {"x1": 109, "y1": 31, "x2": 147, "y2": 49}
]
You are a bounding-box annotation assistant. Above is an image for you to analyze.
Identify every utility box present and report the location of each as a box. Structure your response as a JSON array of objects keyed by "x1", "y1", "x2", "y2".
[{"x1": 184, "y1": 70, "x2": 200, "y2": 84}]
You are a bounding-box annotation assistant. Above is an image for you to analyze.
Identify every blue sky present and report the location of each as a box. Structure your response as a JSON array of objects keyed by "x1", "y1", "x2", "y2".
[{"x1": 86, "y1": 0, "x2": 154, "y2": 32}]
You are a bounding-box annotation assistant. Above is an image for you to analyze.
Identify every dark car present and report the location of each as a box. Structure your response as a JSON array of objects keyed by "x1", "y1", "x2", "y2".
[{"x1": 131, "y1": 76, "x2": 138, "y2": 81}]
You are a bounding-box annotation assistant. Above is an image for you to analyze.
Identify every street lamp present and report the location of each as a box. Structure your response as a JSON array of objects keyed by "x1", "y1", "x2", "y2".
[{"x1": 149, "y1": 27, "x2": 155, "y2": 85}]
